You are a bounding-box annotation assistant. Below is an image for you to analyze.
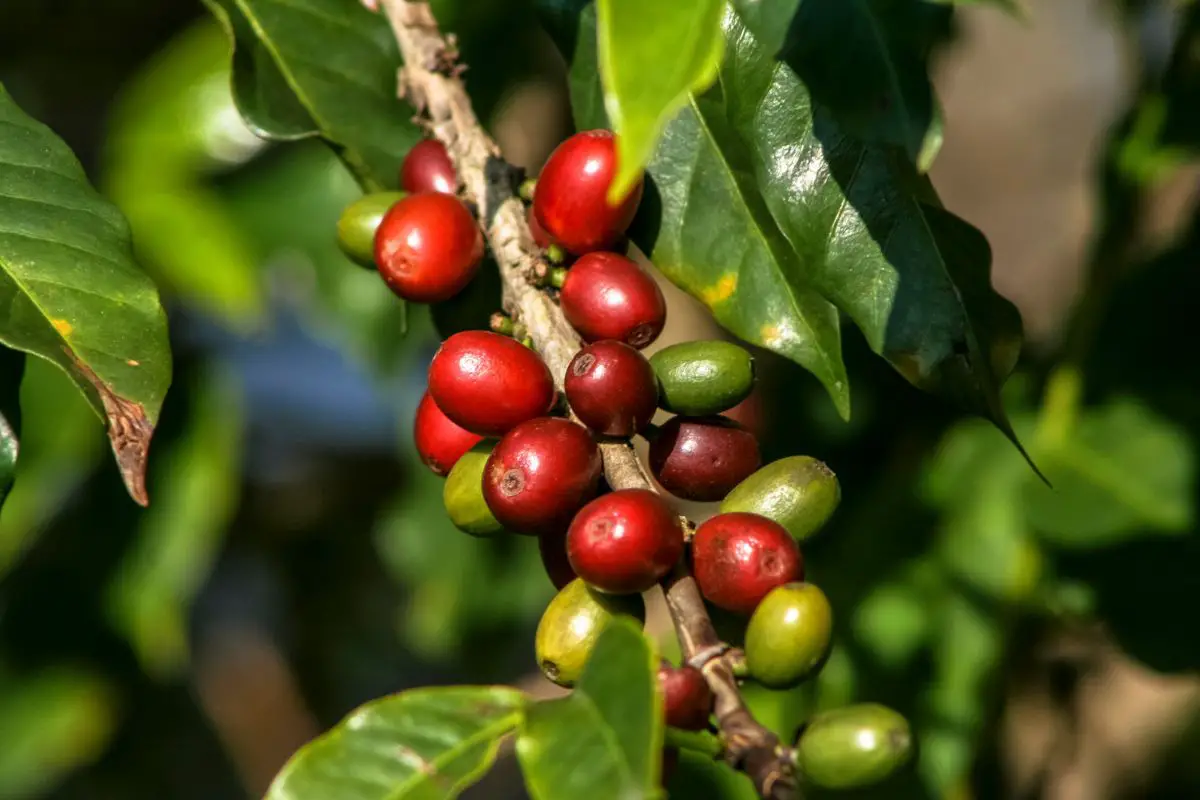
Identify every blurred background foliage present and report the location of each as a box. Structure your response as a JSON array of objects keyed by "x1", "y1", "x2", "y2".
[{"x1": 0, "y1": 1, "x2": 1199, "y2": 799}]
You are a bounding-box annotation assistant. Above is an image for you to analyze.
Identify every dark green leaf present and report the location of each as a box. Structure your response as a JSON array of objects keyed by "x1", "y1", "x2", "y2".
[
  {"x1": 267, "y1": 686, "x2": 525, "y2": 800},
  {"x1": 1023, "y1": 399, "x2": 1195, "y2": 547},
  {"x1": 0, "y1": 668, "x2": 116, "y2": 800},
  {"x1": 202, "y1": 0, "x2": 422, "y2": 190},
  {"x1": 106, "y1": 368, "x2": 244, "y2": 678},
  {"x1": 517, "y1": 617, "x2": 662, "y2": 799},
  {"x1": 0, "y1": 348, "x2": 20, "y2": 507},
  {"x1": 596, "y1": 0, "x2": 725, "y2": 200},
  {"x1": 731, "y1": 0, "x2": 948, "y2": 170},
  {"x1": 0, "y1": 83, "x2": 172, "y2": 505}
]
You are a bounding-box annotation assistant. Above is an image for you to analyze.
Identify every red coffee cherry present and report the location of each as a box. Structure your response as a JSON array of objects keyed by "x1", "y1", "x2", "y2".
[
  {"x1": 483, "y1": 418, "x2": 602, "y2": 534},
  {"x1": 564, "y1": 341, "x2": 658, "y2": 437},
  {"x1": 538, "y1": 529, "x2": 578, "y2": 590},
  {"x1": 649, "y1": 415, "x2": 761, "y2": 502},
  {"x1": 657, "y1": 662, "x2": 713, "y2": 730},
  {"x1": 400, "y1": 139, "x2": 457, "y2": 195},
  {"x1": 691, "y1": 512, "x2": 803, "y2": 615},
  {"x1": 374, "y1": 192, "x2": 483, "y2": 303},
  {"x1": 559, "y1": 252, "x2": 666, "y2": 349},
  {"x1": 566, "y1": 489, "x2": 683, "y2": 594},
  {"x1": 528, "y1": 206, "x2": 553, "y2": 249},
  {"x1": 428, "y1": 331, "x2": 555, "y2": 436},
  {"x1": 533, "y1": 129, "x2": 642, "y2": 255},
  {"x1": 412, "y1": 390, "x2": 483, "y2": 476}
]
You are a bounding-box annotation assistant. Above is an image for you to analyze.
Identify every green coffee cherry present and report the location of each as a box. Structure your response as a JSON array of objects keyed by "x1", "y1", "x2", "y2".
[
  {"x1": 745, "y1": 582, "x2": 832, "y2": 689},
  {"x1": 649, "y1": 340, "x2": 754, "y2": 416},
  {"x1": 796, "y1": 703, "x2": 912, "y2": 789},
  {"x1": 443, "y1": 443, "x2": 504, "y2": 536},
  {"x1": 720, "y1": 456, "x2": 839, "y2": 542},
  {"x1": 535, "y1": 578, "x2": 644, "y2": 687},
  {"x1": 336, "y1": 191, "x2": 405, "y2": 267}
]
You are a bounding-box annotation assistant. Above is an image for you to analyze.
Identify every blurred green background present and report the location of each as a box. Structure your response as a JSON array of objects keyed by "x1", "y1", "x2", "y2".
[{"x1": 1, "y1": 1, "x2": 1199, "y2": 799}]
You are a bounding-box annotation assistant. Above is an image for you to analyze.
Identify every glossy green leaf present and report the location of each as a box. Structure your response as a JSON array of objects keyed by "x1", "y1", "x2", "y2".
[
  {"x1": 202, "y1": 0, "x2": 422, "y2": 191},
  {"x1": 0, "y1": 359, "x2": 103, "y2": 578},
  {"x1": 547, "y1": 4, "x2": 1024, "y2": 433},
  {"x1": 104, "y1": 20, "x2": 266, "y2": 330},
  {"x1": 517, "y1": 617, "x2": 662, "y2": 800},
  {"x1": 596, "y1": 0, "x2": 725, "y2": 201},
  {"x1": 0, "y1": 349, "x2": 19, "y2": 507},
  {"x1": 267, "y1": 686, "x2": 525, "y2": 800},
  {"x1": 107, "y1": 368, "x2": 244, "y2": 678},
  {"x1": 1024, "y1": 399, "x2": 1195, "y2": 547},
  {"x1": 0, "y1": 668, "x2": 116, "y2": 800},
  {"x1": 731, "y1": 0, "x2": 948, "y2": 170},
  {"x1": 0, "y1": 83, "x2": 172, "y2": 505}
]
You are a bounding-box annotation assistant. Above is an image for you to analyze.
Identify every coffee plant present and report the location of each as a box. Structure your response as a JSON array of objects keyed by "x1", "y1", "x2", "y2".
[{"x1": 2, "y1": 1, "x2": 1199, "y2": 799}]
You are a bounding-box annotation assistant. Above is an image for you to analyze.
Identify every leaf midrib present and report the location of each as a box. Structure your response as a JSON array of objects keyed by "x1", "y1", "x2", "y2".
[
  {"x1": 682, "y1": 90, "x2": 842, "y2": 386},
  {"x1": 385, "y1": 710, "x2": 523, "y2": 799}
]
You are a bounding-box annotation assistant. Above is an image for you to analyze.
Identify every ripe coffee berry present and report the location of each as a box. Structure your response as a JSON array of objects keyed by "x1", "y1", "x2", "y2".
[
  {"x1": 533, "y1": 130, "x2": 642, "y2": 255},
  {"x1": 657, "y1": 662, "x2": 713, "y2": 730},
  {"x1": 649, "y1": 415, "x2": 761, "y2": 502},
  {"x1": 483, "y1": 418, "x2": 602, "y2": 534},
  {"x1": 564, "y1": 341, "x2": 658, "y2": 437},
  {"x1": 428, "y1": 331, "x2": 555, "y2": 436},
  {"x1": 413, "y1": 390, "x2": 483, "y2": 476},
  {"x1": 528, "y1": 206, "x2": 553, "y2": 249},
  {"x1": 538, "y1": 529, "x2": 578, "y2": 590},
  {"x1": 374, "y1": 192, "x2": 483, "y2": 303},
  {"x1": 400, "y1": 139, "x2": 457, "y2": 195},
  {"x1": 691, "y1": 512, "x2": 802, "y2": 615},
  {"x1": 566, "y1": 489, "x2": 683, "y2": 594},
  {"x1": 560, "y1": 252, "x2": 666, "y2": 349}
]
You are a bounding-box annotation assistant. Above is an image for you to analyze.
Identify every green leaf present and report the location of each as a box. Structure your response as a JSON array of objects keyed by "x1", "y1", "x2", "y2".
[
  {"x1": 731, "y1": 0, "x2": 948, "y2": 170},
  {"x1": 106, "y1": 368, "x2": 244, "y2": 679},
  {"x1": 0, "y1": 83, "x2": 172, "y2": 505},
  {"x1": 0, "y1": 359, "x2": 103, "y2": 578},
  {"x1": 596, "y1": 0, "x2": 725, "y2": 201},
  {"x1": 103, "y1": 20, "x2": 266, "y2": 331},
  {"x1": 1024, "y1": 399, "x2": 1195, "y2": 547},
  {"x1": 267, "y1": 686, "x2": 525, "y2": 800},
  {"x1": 517, "y1": 617, "x2": 662, "y2": 800},
  {"x1": 202, "y1": 0, "x2": 422, "y2": 190},
  {"x1": 0, "y1": 348, "x2": 20, "y2": 507},
  {"x1": 0, "y1": 668, "x2": 116, "y2": 800}
]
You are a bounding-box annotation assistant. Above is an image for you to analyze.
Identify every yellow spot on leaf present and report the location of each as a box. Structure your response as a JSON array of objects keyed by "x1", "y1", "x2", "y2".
[
  {"x1": 126, "y1": 360, "x2": 140, "y2": 367},
  {"x1": 701, "y1": 273, "x2": 737, "y2": 305},
  {"x1": 760, "y1": 324, "x2": 783, "y2": 348},
  {"x1": 51, "y1": 318, "x2": 73, "y2": 337}
]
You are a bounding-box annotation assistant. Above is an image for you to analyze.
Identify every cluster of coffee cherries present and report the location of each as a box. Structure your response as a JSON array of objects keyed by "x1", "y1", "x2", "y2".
[{"x1": 336, "y1": 131, "x2": 906, "y2": 790}]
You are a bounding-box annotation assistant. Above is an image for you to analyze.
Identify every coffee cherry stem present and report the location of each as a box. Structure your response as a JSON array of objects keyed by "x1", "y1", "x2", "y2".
[
  {"x1": 547, "y1": 266, "x2": 568, "y2": 288},
  {"x1": 489, "y1": 311, "x2": 515, "y2": 337},
  {"x1": 664, "y1": 727, "x2": 725, "y2": 760},
  {"x1": 519, "y1": 177, "x2": 537, "y2": 203},
  {"x1": 382, "y1": 6, "x2": 799, "y2": 797},
  {"x1": 546, "y1": 244, "x2": 567, "y2": 266}
]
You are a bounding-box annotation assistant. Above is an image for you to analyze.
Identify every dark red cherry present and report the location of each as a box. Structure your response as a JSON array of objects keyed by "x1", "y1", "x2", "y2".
[
  {"x1": 658, "y1": 662, "x2": 713, "y2": 730},
  {"x1": 648, "y1": 415, "x2": 761, "y2": 502},
  {"x1": 566, "y1": 489, "x2": 683, "y2": 594},
  {"x1": 400, "y1": 139, "x2": 457, "y2": 195},
  {"x1": 559, "y1": 252, "x2": 666, "y2": 349},
  {"x1": 564, "y1": 341, "x2": 658, "y2": 437}
]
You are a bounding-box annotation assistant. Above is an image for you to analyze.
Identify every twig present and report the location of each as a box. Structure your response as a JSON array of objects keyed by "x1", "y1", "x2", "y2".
[{"x1": 377, "y1": 3, "x2": 797, "y2": 796}]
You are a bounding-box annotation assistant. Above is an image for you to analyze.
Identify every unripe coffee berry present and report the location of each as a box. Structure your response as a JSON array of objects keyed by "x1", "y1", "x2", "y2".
[
  {"x1": 535, "y1": 578, "x2": 645, "y2": 687},
  {"x1": 721, "y1": 456, "x2": 840, "y2": 543},
  {"x1": 657, "y1": 662, "x2": 713, "y2": 730},
  {"x1": 538, "y1": 529, "x2": 577, "y2": 590},
  {"x1": 533, "y1": 130, "x2": 642, "y2": 255},
  {"x1": 567, "y1": 489, "x2": 683, "y2": 594},
  {"x1": 691, "y1": 512, "x2": 802, "y2": 615},
  {"x1": 400, "y1": 139, "x2": 457, "y2": 195},
  {"x1": 413, "y1": 390, "x2": 483, "y2": 476},
  {"x1": 483, "y1": 418, "x2": 602, "y2": 534},
  {"x1": 744, "y1": 582, "x2": 832, "y2": 688},
  {"x1": 428, "y1": 331, "x2": 555, "y2": 436},
  {"x1": 336, "y1": 191, "x2": 405, "y2": 267},
  {"x1": 564, "y1": 341, "x2": 658, "y2": 437},
  {"x1": 795, "y1": 704, "x2": 913, "y2": 789},
  {"x1": 443, "y1": 443, "x2": 505, "y2": 537},
  {"x1": 375, "y1": 192, "x2": 483, "y2": 303},
  {"x1": 649, "y1": 415, "x2": 761, "y2": 502},
  {"x1": 649, "y1": 340, "x2": 755, "y2": 416},
  {"x1": 559, "y1": 252, "x2": 666, "y2": 349}
]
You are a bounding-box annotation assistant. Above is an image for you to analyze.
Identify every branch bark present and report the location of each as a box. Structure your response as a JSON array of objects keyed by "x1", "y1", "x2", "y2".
[{"x1": 377, "y1": 3, "x2": 797, "y2": 796}]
